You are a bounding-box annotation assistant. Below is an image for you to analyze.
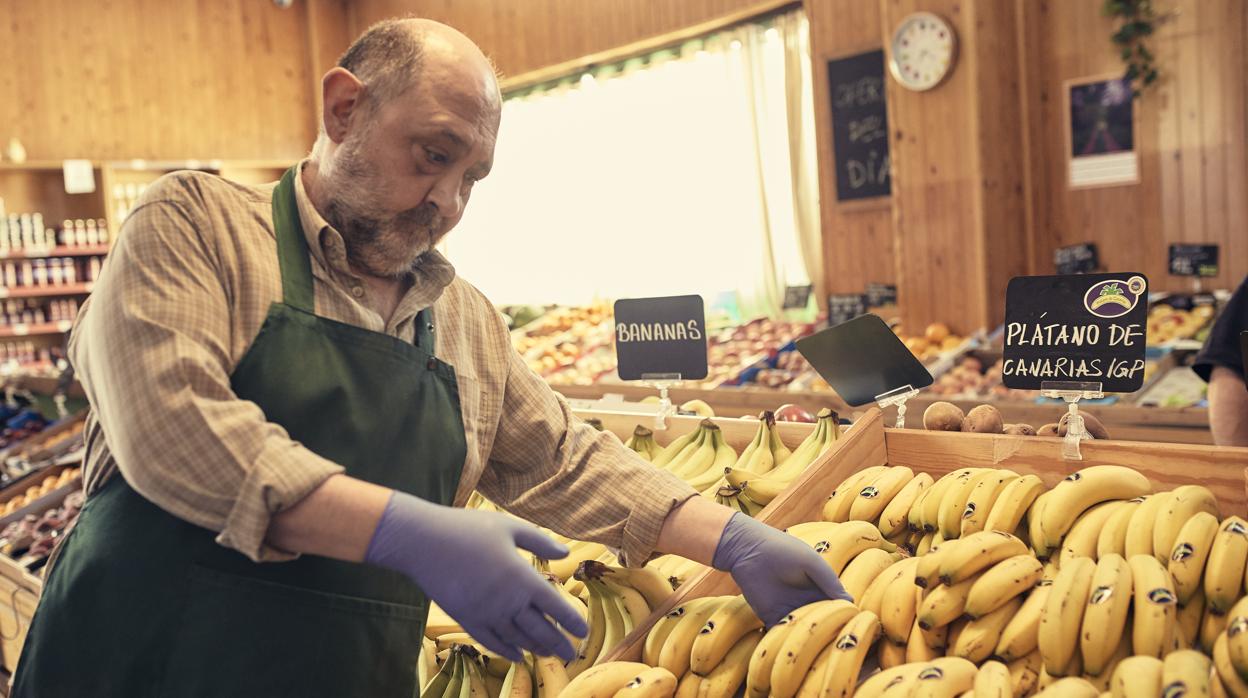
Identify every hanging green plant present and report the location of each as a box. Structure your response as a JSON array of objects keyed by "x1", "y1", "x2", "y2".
[{"x1": 1102, "y1": 0, "x2": 1171, "y2": 97}]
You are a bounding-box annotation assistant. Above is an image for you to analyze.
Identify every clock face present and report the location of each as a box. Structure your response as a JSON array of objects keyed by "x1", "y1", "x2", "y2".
[{"x1": 889, "y1": 12, "x2": 957, "y2": 91}]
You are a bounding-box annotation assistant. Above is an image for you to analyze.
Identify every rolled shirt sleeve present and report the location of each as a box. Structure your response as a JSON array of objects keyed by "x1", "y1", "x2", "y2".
[{"x1": 69, "y1": 190, "x2": 343, "y2": 562}]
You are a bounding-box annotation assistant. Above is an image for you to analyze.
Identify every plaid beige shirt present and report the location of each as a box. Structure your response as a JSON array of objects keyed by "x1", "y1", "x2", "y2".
[{"x1": 69, "y1": 162, "x2": 695, "y2": 564}]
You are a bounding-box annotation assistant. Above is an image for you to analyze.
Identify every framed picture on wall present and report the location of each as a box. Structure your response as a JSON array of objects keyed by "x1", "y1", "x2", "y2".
[{"x1": 1065, "y1": 74, "x2": 1139, "y2": 189}]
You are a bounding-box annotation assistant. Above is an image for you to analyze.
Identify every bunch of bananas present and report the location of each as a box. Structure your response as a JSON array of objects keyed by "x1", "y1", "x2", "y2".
[
  {"x1": 642, "y1": 593, "x2": 764, "y2": 696},
  {"x1": 718, "y1": 409, "x2": 842, "y2": 514},
  {"x1": 566, "y1": 561, "x2": 677, "y2": 678},
  {"x1": 648, "y1": 419, "x2": 739, "y2": 493}
]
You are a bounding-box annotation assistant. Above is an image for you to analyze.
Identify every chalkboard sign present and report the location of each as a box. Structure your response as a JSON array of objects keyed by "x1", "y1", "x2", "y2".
[
  {"x1": 828, "y1": 50, "x2": 890, "y2": 201},
  {"x1": 783, "y1": 284, "x2": 813, "y2": 310},
  {"x1": 866, "y1": 283, "x2": 898, "y2": 307},
  {"x1": 796, "y1": 314, "x2": 932, "y2": 406},
  {"x1": 613, "y1": 295, "x2": 708, "y2": 381},
  {"x1": 1054, "y1": 243, "x2": 1099, "y2": 274},
  {"x1": 1002, "y1": 273, "x2": 1150, "y2": 393},
  {"x1": 1169, "y1": 244, "x2": 1219, "y2": 277},
  {"x1": 827, "y1": 293, "x2": 867, "y2": 326}
]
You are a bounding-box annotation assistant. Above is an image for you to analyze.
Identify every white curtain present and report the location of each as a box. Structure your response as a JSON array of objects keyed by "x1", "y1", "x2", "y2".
[{"x1": 444, "y1": 11, "x2": 821, "y2": 319}]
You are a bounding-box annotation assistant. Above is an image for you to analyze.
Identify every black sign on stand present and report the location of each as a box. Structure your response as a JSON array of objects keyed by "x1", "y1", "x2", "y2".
[
  {"x1": 1002, "y1": 273, "x2": 1150, "y2": 393},
  {"x1": 795, "y1": 314, "x2": 932, "y2": 406},
  {"x1": 613, "y1": 295, "x2": 709, "y2": 381},
  {"x1": 1054, "y1": 243, "x2": 1100, "y2": 274},
  {"x1": 1169, "y1": 244, "x2": 1220, "y2": 277},
  {"x1": 865, "y1": 283, "x2": 898, "y2": 307},
  {"x1": 827, "y1": 293, "x2": 867, "y2": 326},
  {"x1": 828, "y1": 50, "x2": 890, "y2": 201},
  {"x1": 782, "y1": 285, "x2": 814, "y2": 310}
]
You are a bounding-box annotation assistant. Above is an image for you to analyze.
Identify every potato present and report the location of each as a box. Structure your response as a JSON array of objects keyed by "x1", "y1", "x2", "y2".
[
  {"x1": 1003, "y1": 423, "x2": 1037, "y2": 436},
  {"x1": 1037, "y1": 423, "x2": 1060, "y2": 436},
  {"x1": 960, "y1": 404, "x2": 1004, "y2": 434},
  {"x1": 1057, "y1": 411, "x2": 1110, "y2": 440},
  {"x1": 923, "y1": 402, "x2": 965, "y2": 431}
]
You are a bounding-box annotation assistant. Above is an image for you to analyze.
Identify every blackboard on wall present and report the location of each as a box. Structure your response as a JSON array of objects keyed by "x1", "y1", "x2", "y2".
[{"x1": 828, "y1": 49, "x2": 891, "y2": 201}]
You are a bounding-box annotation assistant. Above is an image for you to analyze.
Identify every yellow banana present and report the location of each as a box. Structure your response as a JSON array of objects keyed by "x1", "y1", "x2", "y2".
[
  {"x1": 908, "y1": 656, "x2": 979, "y2": 698},
  {"x1": 567, "y1": 587, "x2": 608, "y2": 679},
  {"x1": 696, "y1": 630, "x2": 761, "y2": 698},
  {"x1": 1162, "y1": 648, "x2": 1213, "y2": 698},
  {"x1": 592, "y1": 581, "x2": 630, "y2": 657},
  {"x1": 1154, "y1": 485, "x2": 1220, "y2": 563},
  {"x1": 1061, "y1": 500, "x2": 1129, "y2": 565},
  {"x1": 819, "y1": 520, "x2": 890, "y2": 575},
  {"x1": 421, "y1": 647, "x2": 457, "y2": 697},
  {"x1": 1030, "y1": 491, "x2": 1054, "y2": 559},
  {"x1": 549, "y1": 542, "x2": 611, "y2": 582},
  {"x1": 1129, "y1": 553, "x2": 1178, "y2": 658},
  {"x1": 612, "y1": 667, "x2": 676, "y2": 697},
  {"x1": 652, "y1": 427, "x2": 702, "y2": 469},
  {"x1": 938, "y1": 530, "x2": 1030, "y2": 585},
  {"x1": 795, "y1": 641, "x2": 836, "y2": 698},
  {"x1": 965, "y1": 553, "x2": 1043, "y2": 619},
  {"x1": 855, "y1": 661, "x2": 924, "y2": 697},
  {"x1": 953, "y1": 595, "x2": 1023, "y2": 663},
  {"x1": 839, "y1": 548, "x2": 897, "y2": 602},
  {"x1": 880, "y1": 472, "x2": 934, "y2": 538},
  {"x1": 1039, "y1": 466, "x2": 1153, "y2": 550},
  {"x1": 1039, "y1": 555, "x2": 1096, "y2": 675},
  {"x1": 1125, "y1": 492, "x2": 1175, "y2": 560},
  {"x1": 1207, "y1": 517, "x2": 1248, "y2": 614},
  {"x1": 909, "y1": 485, "x2": 935, "y2": 533},
  {"x1": 877, "y1": 639, "x2": 907, "y2": 670},
  {"x1": 769, "y1": 599, "x2": 858, "y2": 698},
  {"x1": 1206, "y1": 604, "x2": 1232, "y2": 657},
  {"x1": 1214, "y1": 632, "x2": 1248, "y2": 698},
  {"x1": 1095, "y1": 497, "x2": 1144, "y2": 559},
  {"x1": 644, "y1": 600, "x2": 708, "y2": 668},
  {"x1": 745, "y1": 611, "x2": 797, "y2": 698},
  {"x1": 821, "y1": 465, "x2": 890, "y2": 523},
  {"x1": 917, "y1": 575, "x2": 977, "y2": 630},
  {"x1": 818, "y1": 610, "x2": 882, "y2": 697},
  {"x1": 879, "y1": 557, "x2": 921, "y2": 644},
  {"x1": 662, "y1": 426, "x2": 709, "y2": 476},
  {"x1": 972, "y1": 659, "x2": 1011, "y2": 698},
  {"x1": 940, "y1": 468, "x2": 1012, "y2": 539},
  {"x1": 532, "y1": 655, "x2": 569, "y2": 698},
  {"x1": 1227, "y1": 596, "x2": 1248, "y2": 684},
  {"x1": 849, "y1": 466, "x2": 915, "y2": 523},
  {"x1": 598, "y1": 563, "x2": 674, "y2": 611},
  {"x1": 1078, "y1": 553, "x2": 1133, "y2": 676},
  {"x1": 656, "y1": 596, "x2": 729, "y2": 679},
  {"x1": 688, "y1": 596, "x2": 762, "y2": 676},
  {"x1": 499, "y1": 660, "x2": 532, "y2": 698},
  {"x1": 916, "y1": 538, "x2": 961, "y2": 589},
  {"x1": 463, "y1": 655, "x2": 490, "y2": 698},
  {"x1": 673, "y1": 672, "x2": 701, "y2": 698},
  {"x1": 1039, "y1": 676, "x2": 1100, "y2": 697},
  {"x1": 859, "y1": 557, "x2": 909, "y2": 619},
  {"x1": 908, "y1": 617, "x2": 945, "y2": 660},
  {"x1": 1110, "y1": 655, "x2": 1163, "y2": 697},
  {"x1": 769, "y1": 414, "x2": 835, "y2": 481},
  {"x1": 960, "y1": 470, "x2": 1018, "y2": 537},
  {"x1": 1177, "y1": 586, "x2": 1206, "y2": 651},
  {"x1": 997, "y1": 583, "x2": 1050, "y2": 661},
  {"x1": 731, "y1": 417, "x2": 770, "y2": 475},
  {"x1": 919, "y1": 469, "x2": 981, "y2": 532},
  {"x1": 1168, "y1": 511, "x2": 1220, "y2": 606},
  {"x1": 1008, "y1": 651, "x2": 1043, "y2": 697},
  {"x1": 560, "y1": 661, "x2": 652, "y2": 698},
  {"x1": 915, "y1": 531, "x2": 936, "y2": 556},
  {"x1": 764, "y1": 414, "x2": 792, "y2": 471},
  {"x1": 984, "y1": 473, "x2": 1046, "y2": 535}
]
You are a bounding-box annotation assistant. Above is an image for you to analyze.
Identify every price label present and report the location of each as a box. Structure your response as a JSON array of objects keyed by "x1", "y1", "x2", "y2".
[
  {"x1": 613, "y1": 295, "x2": 708, "y2": 381},
  {"x1": 0, "y1": 288, "x2": 10, "y2": 299},
  {"x1": 1169, "y1": 244, "x2": 1219, "y2": 277},
  {"x1": 1054, "y1": 243, "x2": 1099, "y2": 274},
  {"x1": 795, "y1": 314, "x2": 932, "y2": 406},
  {"x1": 13, "y1": 324, "x2": 28, "y2": 336},
  {"x1": 1002, "y1": 273, "x2": 1150, "y2": 392},
  {"x1": 827, "y1": 293, "x2": 867, "y2": 326},
  {"x1": 56, "y1": 321, "x2": 72, "y2": 332},
  {"x1": 782, "y1": 284, "x2": 813, "y2": 310},
  {"x1": 865, "y1": 283, "x2": 898, "y2": 307}
]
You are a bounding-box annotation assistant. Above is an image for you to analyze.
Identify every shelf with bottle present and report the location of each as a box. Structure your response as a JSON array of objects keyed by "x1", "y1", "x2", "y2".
[
  {"x1": 0, "y1": 210, "x2": 111, "y2": 255},
  {"x1": 0, "y1": 342, "x2": 63, "y2": 374},
  {"x1": 0, "y1": 251, "x2": 101, "y2": 298},
  {"x1": 0, "y1": 299, "x2": 78, "y2": 339}
]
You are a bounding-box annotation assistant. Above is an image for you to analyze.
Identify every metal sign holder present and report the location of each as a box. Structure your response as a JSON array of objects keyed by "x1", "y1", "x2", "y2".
[
  {"x1": 875, "y1": 384, "x2": 920, "y2": 429},
  {"x1": 639, "y1": 372, "x2": 683, "y2": 430},
  {"x1": 1041, "y1": 380, "x2": 1104, "y2": 461}
]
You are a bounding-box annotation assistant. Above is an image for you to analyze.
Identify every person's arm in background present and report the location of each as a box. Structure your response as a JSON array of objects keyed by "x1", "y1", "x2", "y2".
[{"x1": 1208, "y1": 366, "x2": 1248, "y2": 447}]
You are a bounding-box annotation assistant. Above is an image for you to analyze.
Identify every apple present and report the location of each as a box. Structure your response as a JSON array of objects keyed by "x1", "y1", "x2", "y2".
[{"x1": 775, "y1": 403, "x2": 817, "y2": 423}]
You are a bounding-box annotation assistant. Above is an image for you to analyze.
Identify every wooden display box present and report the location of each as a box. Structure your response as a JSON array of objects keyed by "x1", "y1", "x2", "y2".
[
  {"x1": 0, "y1": 545, "x2": 42, "y2": 675},
  {"x1": 593, "y1": 407, "x2": 1248, "y2": 663}
]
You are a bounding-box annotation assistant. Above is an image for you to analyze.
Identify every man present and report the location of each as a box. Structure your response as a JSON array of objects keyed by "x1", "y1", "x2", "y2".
[
  {"x1": 1194, "y1": 275, "x2": 1248, "y2": 446},
  {"x1": 13, "y1": 19, "x2": 847, "y2": 697}
]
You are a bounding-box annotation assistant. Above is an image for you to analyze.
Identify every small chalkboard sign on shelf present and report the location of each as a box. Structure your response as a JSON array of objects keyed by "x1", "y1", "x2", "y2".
[
  {"x1": 1169, "y1": 244, "x2": 1219, "y2": 277},
  {"x1": 1002, "y1": 273, "x2": 1149, "y2": 393},
  {"x1": 827, "y1": 293, "x2": 867, "y2": 326},
  {"x1": 782, "y1": 284, "x2": 813, "y2": 310},
  {"x1": 795, "y1": 314, "x2": 932, "y2": 407},
  {"x1": 865, "y1": 283, "x2": 898, "y2": 308},
  {"x1": 613, "y1": 295, "x2": 709, "y2": 381},
  {"x1": 828, "y1": 49, "x2": 890, "y2": 202},
  {"x1": 1054, "y1": 243, "x2": 1099, "y2": 274}
]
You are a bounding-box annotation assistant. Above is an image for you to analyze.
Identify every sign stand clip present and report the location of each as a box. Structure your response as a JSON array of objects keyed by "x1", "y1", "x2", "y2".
[
  {"x1": 875, "y1": 384, "x2": 920, "y2": 429},
  {"x1": 640, "y1": 373, "x2": 683, "y2": 430},
  {"x1": 1041, "y1": 381, "x2": 1104, "y2": 461}
]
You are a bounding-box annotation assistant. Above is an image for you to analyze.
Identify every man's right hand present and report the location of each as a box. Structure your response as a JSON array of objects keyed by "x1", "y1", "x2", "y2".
[{"x1": 365, "y1": 491, "x2": 589, "y2": 662}]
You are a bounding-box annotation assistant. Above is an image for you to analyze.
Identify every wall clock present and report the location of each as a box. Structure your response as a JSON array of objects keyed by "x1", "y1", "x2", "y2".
[{"x1": 888, "y1": 12, "x2": 958, "y2": 91}]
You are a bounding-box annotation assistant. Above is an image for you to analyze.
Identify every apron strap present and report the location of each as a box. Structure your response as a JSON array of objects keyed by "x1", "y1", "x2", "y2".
[{"x1": 271, "y1": 167, "x2": 316, "y2": 314}]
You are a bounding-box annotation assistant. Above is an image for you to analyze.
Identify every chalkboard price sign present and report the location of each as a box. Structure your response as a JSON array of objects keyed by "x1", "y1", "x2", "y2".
[
  {"x1": 1002, "y1": 273, "x2": 1150, "y2": 393},
  {"x1": 827, "y1": 293, "x2": 867, "y2": 326},
  {"x1": 613, "y1": 295, "x2": 709, "y2": 381},
  {"x1": 783, "y1": 284, "x2": 813, "y2": 310},
  {"x1": 866, "y1": 283, "x2": 898, "y2": 307},
  {"x1": 828, "y1": 50, "x2": 891, "y2": 201},
  {"x1": 796, "y1": 314, "x2": 932, "y2": 407},
  {"x1": 1169, "y1": 244, "x2": 1220, "y2": 277},
  {"x1": 1054, "y1": 243, "x2": 1099, "y2": 275}
]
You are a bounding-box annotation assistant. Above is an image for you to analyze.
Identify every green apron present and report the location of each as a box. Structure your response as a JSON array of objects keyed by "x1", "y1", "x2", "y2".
[{"x1": 12, "y1": 167, "x2": 467, "y2": 698}]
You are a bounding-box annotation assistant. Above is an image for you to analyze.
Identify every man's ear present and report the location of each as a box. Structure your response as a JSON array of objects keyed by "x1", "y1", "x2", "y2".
[{"x1": 322, "y1": 67, "x2": 366, "y2": 144}]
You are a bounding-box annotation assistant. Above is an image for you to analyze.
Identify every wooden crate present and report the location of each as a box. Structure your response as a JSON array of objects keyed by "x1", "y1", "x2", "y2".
[
  {"x1": 600, "y1": 407, "x2": 1248, "y2": 662},
  {"x1": 0, "y1": 552, "x2": 42, "y2": 675}
]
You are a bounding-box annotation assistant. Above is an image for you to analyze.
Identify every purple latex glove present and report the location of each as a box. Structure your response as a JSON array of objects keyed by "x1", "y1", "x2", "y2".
[
  {"x1": 365, "y1": 491, "x2": 588, "y2": 662},
  {"x1": 712, "y1": 512, "x2": 852, "y2": 626}
]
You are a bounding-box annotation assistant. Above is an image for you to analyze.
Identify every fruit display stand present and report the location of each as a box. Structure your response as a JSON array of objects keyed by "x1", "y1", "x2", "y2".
[{"x1": 595, "y1": 406, "x2": 1248, "y2": 666}]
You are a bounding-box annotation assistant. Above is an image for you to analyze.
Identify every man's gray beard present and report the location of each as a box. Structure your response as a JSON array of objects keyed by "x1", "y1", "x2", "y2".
[{"x1": 325, "y1": 197, "x2": 437, "y2": 278}]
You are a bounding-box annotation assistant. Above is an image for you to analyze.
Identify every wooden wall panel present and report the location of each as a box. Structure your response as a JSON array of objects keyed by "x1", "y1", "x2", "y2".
[{"x1": 0, "y1": 0, "x2": 345, "y2": 162}]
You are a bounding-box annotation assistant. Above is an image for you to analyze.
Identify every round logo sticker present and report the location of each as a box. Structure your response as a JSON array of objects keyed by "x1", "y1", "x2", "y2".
[
  {"x1": 815, "y1": 541, "x2": 831, "y2": 553},
  {"x1": 1036, "y1": 579, "x2": 1054, "y2": 587},
  {"x1": 1147, "y1": 588, "x2": 1177, "y2": 606},
  {"x1": 1227, "y1": 521, "x2": 1248, "y2": 536},
  {"x1": 918, "y1": 668, "x2": 944, "y2": 681},
  {"x1": 1083, "y1": 276, "x2": 1147, "y2": 319},
  {"x1": 1171, "y1": 543, "x2": 1195, "y2": 562},
  {"x1": 698, "y1": 621, "x2": 715, "y2": 634},
  {"x1": 860, "y1": 486, "x2": 880, "y2": 499},
  {"x1": 1228, "y1": 618, "x2": 1248, "y2": 637},
  {"x1": 962, "y1": 503, "x2": 977, "y2": 519},
  {"x1": 885, "y1": 677, "x2": 905, "y2": 689},
  {"x1": 1162, "y1": 681, "x2": 1188, "y2": 698},
  {"x1": 1089, "y1": 585, "x2": 1114, "y2": 605},
  {"x1": 666, "y1": 607, "x2": 686, "y2": 618},
  {"x1": 835, "y1": 633, "x2": 859, "y2": 650}
]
